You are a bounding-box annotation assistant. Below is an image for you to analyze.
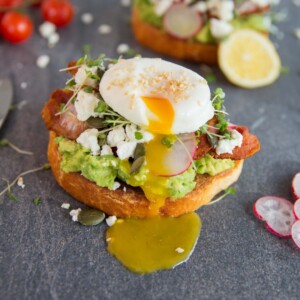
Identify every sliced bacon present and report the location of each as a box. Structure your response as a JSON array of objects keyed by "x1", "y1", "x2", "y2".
[{"x1": 41, "y1": 89, "x2": 88, "y2": 140}]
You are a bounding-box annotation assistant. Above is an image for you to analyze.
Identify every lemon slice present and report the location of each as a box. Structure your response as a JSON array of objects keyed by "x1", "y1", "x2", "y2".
[{"x1": 218, "y1": 30, "x2": 281, "y2": 88}]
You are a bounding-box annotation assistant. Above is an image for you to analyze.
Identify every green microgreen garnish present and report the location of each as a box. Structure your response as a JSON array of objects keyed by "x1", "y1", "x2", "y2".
[
  {"x1": 134, "y1": 131, "x2": 143, "y2": 140},
  {"x1": 84, "y1": 86, "x2": 94, "y2": 93},
  {"x1": 280, "y1": 66, "x2": 290, "y2": 74},
  {"x1": 33, "y1": 196, "x2": 41, "y2": 206},
  {"x1": 204, "y1": 73, "x2": 217, "y2": 84},
  {"x1": 0, "y1": 138, "x2": 33, "y2": 155},
  {"x1": 94, "y1": 100, "x2": 107, "y2": 113},
  {"x1": 161, "y1": 135, "x2": 177, "y2": 148},
  {"x1": 207, "y1": 186, "x2": 237, "y2": 206}
]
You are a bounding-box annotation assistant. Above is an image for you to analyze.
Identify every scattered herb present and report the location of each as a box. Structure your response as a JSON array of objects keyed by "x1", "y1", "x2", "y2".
[
  {"x1": 0, "y1": 138, "x2": 33, "y2": 155},
  {"x1": 84, "y1": 86, "x2": 94, "y2": 93},
  {"x1": 205, "y1": 73, "x2": 217, "y2": 84},
  {"x1": 207, "y1": 187, "x2": 237, "y2": 206},
  {"x1": 83, "y1": 44, "x2": 91, "y2": 56},
  {"x1": 94, "y1": 100, "x2": 107, "y2": 113},
  {"x1": 33, "y1": 196, "x2": 41, "y2": 206},
  {"x1": 161, "y1": 135, "x2": 177, "y2": 148},
  {"x1": 66, "y1": 79, "x2": 76, "y2": 88},
  {"x1": 134, "y1": 131, "x2": 143, "y2": 140},
  {"x1": 8, "y1": 192, "x2": 17, "y2": 201},
  {"x1": 280, "y1": 66, "x2": 290, "y2": 74}
]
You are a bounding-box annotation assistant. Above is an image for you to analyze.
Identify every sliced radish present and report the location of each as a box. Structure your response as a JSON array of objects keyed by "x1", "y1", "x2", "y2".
[
  {"x1": 145, "y1": 133, "x2": 197, "y2": 177},
  {"x1": 163, "y1": 4, "x2": 203, "y2": 40},
  {"x1": 293, "y1": 199, "x2": 300, "y2": 220},
  {"x1": 254, "y1": 196, "x2": 296, "y2": 237},
  {"x1": 291, "y1": 220, "x2": 300, "y2": 249},
  {"x1": 292, "y1": 172, "x2": 300, "y2": 200}
]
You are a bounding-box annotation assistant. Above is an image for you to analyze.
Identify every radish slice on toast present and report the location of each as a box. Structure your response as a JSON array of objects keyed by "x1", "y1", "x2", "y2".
[
  {"x1": 292, "y1": 172, "x2": 300, "y2": 200},
  {"x1": 291, "y1": 220, "x2": 300, "y2": 249},
  {"x1": 163, "y1": 4, "x2": 203, "y2": 40},
  {"x1": 293, "y1": 199, "x2": 300, "y2": 220},
  {"x1": 254, "y1": 196, "x2": 295, "y2": 237}
]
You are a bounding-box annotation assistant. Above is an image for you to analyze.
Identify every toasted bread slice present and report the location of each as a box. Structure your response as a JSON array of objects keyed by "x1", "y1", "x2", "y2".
[
  {"x1": 48, "y1": 131, "x2": 243, "y2": 218},
  {"x1": 131, "y1": 8, "x2": 218, "y2": 64}
]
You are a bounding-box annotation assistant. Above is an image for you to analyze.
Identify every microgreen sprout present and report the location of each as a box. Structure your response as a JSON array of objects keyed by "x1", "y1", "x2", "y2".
[
  {"x1": 0, "y1": 138, "x2": 33, "y2": 155},
  {"x1": 207, "y1": 187, "x2": 237, "y2": 206},
  {"x1": 33, "y1": 196, "x2": 41, "y2": 206}
]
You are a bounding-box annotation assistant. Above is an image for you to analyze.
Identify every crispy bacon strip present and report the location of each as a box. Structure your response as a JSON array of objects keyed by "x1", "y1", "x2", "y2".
[{"x1": 41, "y1": 89, "x2": 88, "y2": 140}]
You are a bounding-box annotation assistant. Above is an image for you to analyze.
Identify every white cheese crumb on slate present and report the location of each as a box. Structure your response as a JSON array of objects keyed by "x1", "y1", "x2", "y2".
[
  {"x1": 113, "y1": 182, "x2": 121, "y2": 190},
  {"x1": 175, "y1": 247, "x2": 185, "y2": 253},
  {"x1": 120, "y1": 0, "x2": 131, "y2": 7},
  {"x1": 39, "y1": 21, "x2": 56, "y2": 38},
  {"x1": 117, "y1": 43, "x2": 130, "y2": 54},
  {"x1": 106, "y1": 216, "x2": 117, "y2": 226},
  {"x1": 17, "y1": 177, "x2": 25, "y2": 189},
  {"x1": 70, "y1": 208, "x2": 82, "y2": 222},
  {"x1": 98, "y1": 24, "x2": 112, "y2": 35},
  {"x1": 36, "y1": 55, "x2": 50, "y2": 69},
  {"x1": 20, "y1": 82, "x2": 28, "y2": 89},
  {"x1": 81, "y1": 13, "x2": 94, "y2": 24},
  {"x1": 61, "y1": 203, "x2": 70, "y2": 209},
  {"x1": 48, "y1": 32, "x2": 60, "y2": 47},
  {"x1": 294, "y1": 28, "x2": 300, "y2": 40}
]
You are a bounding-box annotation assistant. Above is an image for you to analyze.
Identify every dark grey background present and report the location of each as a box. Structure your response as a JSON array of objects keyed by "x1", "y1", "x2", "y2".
[{"x1": 0, "y1": 1, "x2": 299, "y2": 299}]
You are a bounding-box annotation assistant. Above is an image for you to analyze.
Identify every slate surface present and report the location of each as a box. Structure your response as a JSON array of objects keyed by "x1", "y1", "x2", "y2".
[{"x1": 0, "y1": 1, "x2": 299, "y2": 299}]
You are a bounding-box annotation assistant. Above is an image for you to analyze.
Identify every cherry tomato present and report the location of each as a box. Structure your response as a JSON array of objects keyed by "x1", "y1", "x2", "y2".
[
  {"x1": 0, "y1": 0, "x2": 23, "y2": 7},
  {"x1": 1, "y1": 11, "x2": 33, "y2": 43},
  {"x1": 41, "y1": 0, "x2": 74, "y2": 27}
]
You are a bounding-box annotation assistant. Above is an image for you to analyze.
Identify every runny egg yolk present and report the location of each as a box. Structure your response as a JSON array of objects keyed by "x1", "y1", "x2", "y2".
[{"x1": 142, "y1": 96, "x2": 175, "y2": 135}]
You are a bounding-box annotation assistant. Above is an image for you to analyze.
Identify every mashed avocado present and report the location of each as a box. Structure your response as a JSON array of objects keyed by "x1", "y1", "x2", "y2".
[
  {"x1": 56, "y1": 138, "x2": 234, "y2": 200},
  {"x1": 195, "y1": 154, "x2": 234, "y2": 176},
  {"x1": 134, "y1": 0, "x2": 163, "y2": 27},
  {"x1": 230, "y1": 14, "x2": 268, "y2": 32}
]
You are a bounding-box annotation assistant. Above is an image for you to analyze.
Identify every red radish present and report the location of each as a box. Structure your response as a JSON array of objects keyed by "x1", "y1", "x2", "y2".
[
  {"x1": 254, "y1": 196, "x2": 296, "y2": 237},
  {"x1": 291, "y1": 220, "x2": 300, "y2": 249},
  {"x1": 228, "y1": 124, "x2": 237, "y2": 130},
  {"x1": 293, "y1": 199, "x2": 300, "y2": 220},
  {"x1": 163, "y1": 4, "x2": 203, "y2": 40},
  {"x1": 292, "y1": 172, "x2": 300, "y2": 200}
]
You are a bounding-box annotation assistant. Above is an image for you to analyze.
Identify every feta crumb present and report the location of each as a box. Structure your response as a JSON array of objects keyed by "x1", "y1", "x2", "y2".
[
  {"x1": 98, "y1": 24, "x2": 112, "y2": 35},
  {"x1": 101, "y1": 144, "x2": 113, "y2": 156},
  {"x1": 123, "y1": 186, "x2": 127, "y2": 192},
  {"x1": 74, "y1": 65, "x2": 99, "y2": 88},
  {"x1": 192, "y1": 1, "x2": 207, "y2": 12},
  {"x1": 150, "y1": 0, "x2": 172, "y2": 16},
  {"x1": 77, "y1": 128, "x2": 100, "y2": 155},
  {"x1": 106, "y1": 215, "x2": 117, "y2": 226},
  {"x1": 61, "y1": 203, "x2": 70, "y2": 209},
  {"x1": 252, "y1": 0, "x2": 271, "y2": 7},
  {"x1": 17, "y1": 177, "x2": 25, "y2": 189},
  {"x1": 210, "y1": 18, "x2": 233, "y2": 39},
  {"x1": 207, "y1": 0, "x2": 234, "y2": 21},
  {"x1": 113, "y1": 181, "x2": 121, "y2": 190},
  {"x1": 74, "y1": 90, "x2": 100, "y2": 121},
  {"x1": 125, "y1": 124, "x2": 153, "y2": 143},
  {"x1": 116, "y1": 141, "x2": 137, "y2": 160},
  {"x1": 48, "y1": 32, "x2": 60, "y2": 47},
  {"x1": 117, "y1": 43, "x2": 130, "y2": 54},
  {"x1": 294, "y1": 28, "x2": 300, "y2": 40},
  {"x1": 17, "y1": 100, "x2": 27, "y2": 110},
  {"x1": 216, "y1": 130, "x2": 243, "y2": 155},
  {"x1": 36, "y1": 55, "x2": 50, "y2": 69},
  {"x1": 20, "y1": 82, "x2": 28, "y2": 89},
  {"x1": 81, "y1": 13, "x2": 94, "y2": 24},
  {"x1": 70, "y1": 208, "x2": 82, "y2": 222},
  {"x1": 39, "y1": 21, "x2": 56, "y2": 38},
  {"x1": 120, "y1": 0, "x2": 131, "y2": 7},
  {"x1": 107, "y1": 127, "x2": 126, "y2": 147},
  {"x1": 175, "y1": 247, "x2": 185, "y2": 253}
]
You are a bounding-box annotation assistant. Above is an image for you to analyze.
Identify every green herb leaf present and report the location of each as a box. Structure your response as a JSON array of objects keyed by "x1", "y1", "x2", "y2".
[
  {"x1": 134, "y1": 131, "x2": 143, "y2": 140},
  {"x1": 84, "y1": 86, "x2": 94, "y2": 93},
  {"x1": 33, "y1": 196, "x2": 41, "y2": 206},
  {"x1": 207, "y1": 186, "x2": 237, "y2": 206},
  {"x1": 66, "y1": 79, "x2": 76, "y2": 88},
  {"x1": 161, "y1": 135, "x2": 177, "y2": 148},
  {"x1": 280, "y1": 66, "x2": 290, "y2": 74},
  {"x1": 94, "y1": 100, "x2": 107, "y2": 113},
  {"x1": 0, "y1": 138, "x2": 9, "y2": 147},
  {"x1": 8, "y1": 192, "x2": 17, "y2": 201},
  {"x1": 42, "y1": 163, "x2": 51, "y2": 170},
  {"x1": 205, "y1": 73, "x2": 217, "y2": 84}
]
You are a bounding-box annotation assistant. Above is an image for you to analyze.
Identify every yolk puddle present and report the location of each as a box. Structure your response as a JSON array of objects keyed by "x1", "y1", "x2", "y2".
[
  {"x1": 106, "y1": 213, "x2": 201, "y2": 274},
  {"x1": 142, "y1": 96, "x2": 174, "y2": 134}
]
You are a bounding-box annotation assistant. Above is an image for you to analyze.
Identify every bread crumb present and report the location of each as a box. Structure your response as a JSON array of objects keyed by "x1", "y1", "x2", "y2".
[
  {"x1": 98, "y1": 24, "x2": 112, "y2": 35},
  {"x1": 81, "y1": 13, "x2": 94, "y2": 24},
  {"x1": 17, "y1": 177, "x2": 25, "y2": 189},
  {"x1": 70, "y1": 208, "x2": 82, "y2": 222},
  {"x1": 106, "y1": 215, "x2": 117, "y2": 226},
  {"x1": 36, "y1": 55, "x2": 50, "y2": 69},
  {"x1": 175, "y1": 247, "x2": 184, "y2": 253},
  {"x1": 61, "y1": 203, "x2": 70, "y2": 209}
]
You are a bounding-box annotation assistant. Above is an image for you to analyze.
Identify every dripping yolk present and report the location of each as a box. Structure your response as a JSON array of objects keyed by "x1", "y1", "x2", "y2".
[{"x1": 142, "y1": 96, "x2": 174, "y2": 135}]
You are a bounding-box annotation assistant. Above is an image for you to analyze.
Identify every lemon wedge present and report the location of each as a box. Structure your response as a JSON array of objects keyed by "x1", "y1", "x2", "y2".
[{"x1": 218, "y1": 29, "x2": 281, "y2": 88}]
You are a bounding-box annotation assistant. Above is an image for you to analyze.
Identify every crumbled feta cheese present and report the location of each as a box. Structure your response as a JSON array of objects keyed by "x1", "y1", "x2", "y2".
[
  {"x1": 252, "y1": 0, "x2": 271, "y2": 7},
  {"x1": 17, "y1": 100, "x2": 27, "y2": 110},
  {"x1": 36, "y1": 55, "x2": 50, "y2": 69},
  {"x1": 123, "y1": 186, "x2": 127, "y2": 192},
  {"x1": 150, "y1": 0, "x2": 173, "y2": 16},
  {"x1": 125, "y1": 124, "x2": 153, "y2": 143},
  {"x1": 48, "y1": 32, "x2": 60, "y2": 47},
  {"x1": 113, "y1": 181, "x2": 121, "y2": 190},
  {"x1": 76, "y1": 128, "x2": 100, "y2": 155},
  {"x1": 81, "y1": 13, "x2": 94, "y2": 24},
  {"x1": 106, "y1": 215, "x2": 117, "y2": 226},
  {"x1": 98, "y1": 24, "x2": 112, "y2": 35},
  {"x1": 120, "y1": 0, "x2": 131, "y2": 7},
  {"x1": 192, "y1": 1, "x2": 208, "y2": 12},
  {"x1": 207, "y1": 0, "x2": 234, "y2": 21},
  {"x1": 116, "y1": 141, "x2": 137, "y2": 160},
  {"x1": 61, "y1": 203, "x2": 70, "y2": 209},
  {"x1": 293, "y1": 0, "x2": 300, "y2": 6},
  {"x1": 74, "y1": 90, "x2": 100, "y2": 121},
  {"x1": 74, "y1": 65, "x2": 99, "y2": 88},
  {"x1": 101, "y1": 144, "x2": 113, "y2": 156},
  {"x1": 17, "y1": 177, "x2": 25, "y2": 189},
  {"x1": 210, "y1": 18, "x2": 233, "y2": 39},
  {"x1": 107, "y1": 127, "x2": 126, "y2": 147},
  {"x1": 117, "y1": 43, "x2": 130, "y2": 54},
  {"x1": 39, "y1": 21, "x2": 56, "y2": 38},
  {"x1": 70, "y1": 208, "x2": 82, "y2": 222},
  {"x1": 216, "y1": 129, "x2": 243, "y2": 155},
  {"x1": 175, "y1": 247, "x2": 185, "y2": 253},
  {"x1": 294, "y1": 28, "x2": 300, "y2": 40},
  {"x1": 20, "y1": 82, "x2": 27, "y2": 89}
]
